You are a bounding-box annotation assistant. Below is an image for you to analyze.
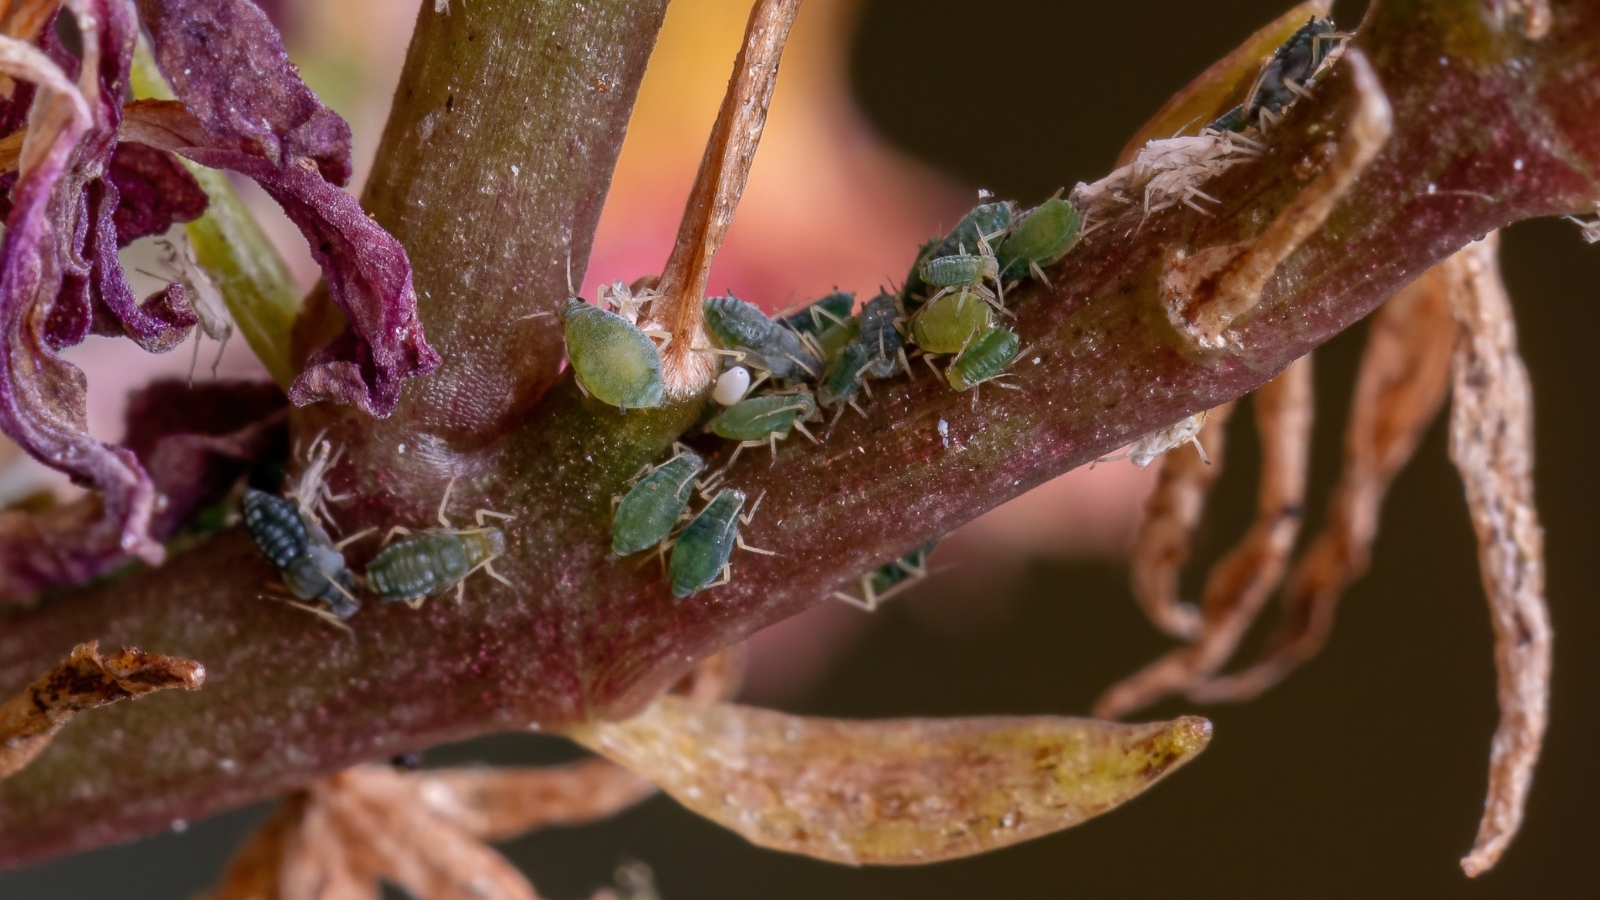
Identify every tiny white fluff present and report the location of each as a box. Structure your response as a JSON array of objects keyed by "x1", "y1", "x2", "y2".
[{"x1": 713, "y1": 366, "x2": 752, "y2": 405}]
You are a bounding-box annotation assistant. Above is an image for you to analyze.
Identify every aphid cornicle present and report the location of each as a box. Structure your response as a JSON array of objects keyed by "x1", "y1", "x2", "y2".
[
  {"x1": 559, "y1": 297, "x2": 665, "y2": 410},
  {"x1": 366, "y1": 481, "x2": 513, "y2": 607},
  {"x1": 242, "y1": 489, "x2": 361, "y2": 619},
  {"x1": 996, "y1": 196, "x2": 1082, "y2": 283},
  {"x1": 612, "y1": 448, "x2": 706, "y2": 556},
  {"x1": 946, "y1": 327, "x2": 1022, "y2": 392},
  {"x1": 703, "y1": 294, "x2": 821, "y2": 382},
  {"x1": 668, "y1": 488, "x2": 773, "y2": 598}
]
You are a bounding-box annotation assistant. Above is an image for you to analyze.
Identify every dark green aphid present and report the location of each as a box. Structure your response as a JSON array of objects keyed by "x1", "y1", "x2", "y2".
[
  {"x1": 832, "y1": 540, "x2": 939, "y2": 611},
  {"x1": 704, "y1": 294, "x2": 821, "y2": 381},
  {"x1": 814, "y1": 315, "x2": 860, "y2": 361},
  {"x1": 996, "y1": 197, "x2": 1082, "y2": 282},
  {"x1": 366, "y1": 481, "x2": 513, "y2": 607},
  {"x1": 1208, "y1": 18, "x2": 1345, "y2": 133},
  {"x1": 897, "y1": 237, "x2": 940, "y2": 310},
  {"x1": 946, "y1": 327, "x2": 1022, "y2": 392},
  {"x1": 559, "y1": 297, "x2": 665, "y2": 410},
  {"x1": 818, "y1": 340, "x2": 873, "y2": 409},
  {"x1": 934, "y1": 201, "x2": 1016, "y2": 262},
  {"x1": 784, "y1": 290, "x2": 854, "y2": 335},
  {"x1": 912, "y1": 289, "x2": 992, "y2": 355},
  {"x1": 612, "y1": 448, "x2": 706, "y2": 556},
  {"x1": 668, "y1": 488, "x2": 773, "y2": 598},
  {"x1": 710, "y1": 392, "x2": 818, "y2": 468},
  {"x1": 242, "y1": 489, "x2": 361, "y2": 619},
  {"x1": 857, "y1": 291, "x2": 906, "y2": 378}
]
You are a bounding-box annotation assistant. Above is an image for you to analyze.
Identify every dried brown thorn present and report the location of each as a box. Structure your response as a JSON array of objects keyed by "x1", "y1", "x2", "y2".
[
  {"x1": 1161, "y1": 49, "x2": 1392, "y2": 349},
  {"x1": 0, "y1": 641, "x2": 204, "y2": 781},
  {"x1": 645, "y1": 0, "x2": 804, "y2": 397},
  {"x1": 1096, "y1": 356, "x2": 1313, "y2": 720}
]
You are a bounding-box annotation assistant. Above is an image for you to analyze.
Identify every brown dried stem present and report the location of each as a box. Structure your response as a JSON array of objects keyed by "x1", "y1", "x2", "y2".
[
  {"x1": 1127, "y1": 402, "x2": 1235, "y2": 641},
  {"x1": 648, "y1": 0, "x2": 804, "y2": 396},
  {"x1": 0, "y1": 641, "x2": 203, "y2": 781},
  {"x1": 1191, "y1": 252, "x2": 1457, "y2": 703},
  {"x1": 1096, "y1": 356, "x2": 1313, "y2": 719},
  {"x1": 1443, "y1": 236, "x2": 1550, "y2": 877}
]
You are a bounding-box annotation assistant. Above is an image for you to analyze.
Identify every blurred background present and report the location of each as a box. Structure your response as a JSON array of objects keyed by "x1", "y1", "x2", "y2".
[{"x1": 4, "y1": 0, "x2": 1600, "y2": 896}]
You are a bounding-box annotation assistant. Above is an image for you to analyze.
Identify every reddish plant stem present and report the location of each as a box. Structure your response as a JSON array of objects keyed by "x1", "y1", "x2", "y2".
[{"x1": 0, "y1": 0, "x2": 1597, "y2": 869}]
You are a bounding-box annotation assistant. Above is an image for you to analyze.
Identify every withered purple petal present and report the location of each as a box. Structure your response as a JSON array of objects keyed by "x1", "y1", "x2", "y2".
[
  {"x1": 137, "y1": 0, "x2": 353, "y2": 184},
  {"x1": 106, "y1": 141, "x2": 207, "y2": 245}
]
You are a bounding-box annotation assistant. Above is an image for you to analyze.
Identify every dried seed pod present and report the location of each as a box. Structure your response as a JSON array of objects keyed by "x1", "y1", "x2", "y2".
[
  {"x1": 560, "y1": 297, "x2": 666, "y2": 410},
  {"x1": 241, "y1": 489, "x2": 361, "y2": 618},
  {"x1": 912, "y1": 289, "x2": 993, "y2": 355},
  {"x1": 995, "y1": 196, "x2": 1082, "y2": 281},
  {"x1": 946, "y1": 328, "x2": 1021, "y2": 392},
  {"x1": 612, "y1": 449, "x2": 707, "y2": 557}
]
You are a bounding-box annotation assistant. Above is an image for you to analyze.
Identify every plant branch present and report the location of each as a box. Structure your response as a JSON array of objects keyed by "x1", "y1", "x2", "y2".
[{"x1": 0, "y1": 0, "x2": 1597, "y2": 868}]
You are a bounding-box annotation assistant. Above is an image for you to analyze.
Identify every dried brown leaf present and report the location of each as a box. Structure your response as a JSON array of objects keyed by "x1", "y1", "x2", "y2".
[
  {"x1": 1162, "y1": 50, "x2": 1391, "y2": 348},
  {"x1": 1191, "y1": 255, "x2": 1456, "y2": 703},
  {"x1": 1115, "y1": 0, "x2": 1334, "y2": 166},
  {"x1": 281, "y1": 791, "x2": 381, "y2": 900},
  {"x1": 1097, "y1": 356, "x2": 1313, "y2": 719},
  {"x1": 1441, "y1": 236, "x2": 1550, "y2": 877},
  {"x1": 574, "y1": 695, "x2": 1211, "y2": 866},
  {"x1": 0, "y1": 640, "x2": 203, "y2": 780},
  {"x1": 416, "y1": 758, "x2": 656, "y2": 842},
  {"x1": 1127, "y1": 402, "x2": 1236, "y2": 641},
  {"x1": 648, "y1": 0, "x2": 803, "y2": 396}
]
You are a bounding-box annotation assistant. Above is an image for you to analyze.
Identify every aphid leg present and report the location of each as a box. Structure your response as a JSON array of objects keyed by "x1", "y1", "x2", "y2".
[
  {"x1": 739, "y1": 490, "x2": 767, "y2": 524},
  {"x1": 736, "y1": 535, "x2": 777, "y2": 557},
  {"x1": 858, "y1": 376, "x2": 875, "y2": 399},
  {"x1": 706, "y1": 564, "x2": 733, "y2": 590},
  {"x1": 573, "y1": 376, "x2": 592, "y2": 399},
  {"x1": 403, "y1": 595, "x2": 428, "y2": 610},
  {"x1": 831, "y1": 587, "x2": 875, "y2": 611},
  {"x1": 898, "y1": 346, "x2": 916, "y2": 380},
  {"x1": 481, "y1": 560, "x2": 513, "y2": 587},
  {"x1": 643, "y1": 328, "x2": 674, "y2": 352},
  {"x1": 921, "y1": 353, "x2": 943, "y2": 381},
  {"x1": 334, "y1": 527, "x2": 377, "y2": 550},
  {"x1": 846, "y1": 397, "x2": 869, "y2": 419},
  {"x1": 273, "y1": 597, "x2": 355, "y2": 636},
  {"x1": 1028, "y1": 260, "x2": 1053, "y2": 288},
  {"x1": 435, "y1": 478, "x2": 458, "y2": 528},
  {"x1": 382, "y1": 525, "x2": 413, "y2": 546},
  {"x1": 780, "y1": 351, "x2": 818, "y2": 379},
  {"x1": 1282, "y1": 77, "x2": 1314, "y2": 100},
  {"x1": 793, "y1": 420, "x2": 819, "y2": 444},
  {"x1": 766, "y1": 433, "x2": 780, "y2": 465},
  {"x1": 475, "y1": 508, "x2": 515, "y2": 526}
]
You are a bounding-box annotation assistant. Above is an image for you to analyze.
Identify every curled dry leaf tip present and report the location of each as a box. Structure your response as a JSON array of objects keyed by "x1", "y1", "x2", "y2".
[
  {"x1": 1443, "y1": 236, "x2": 1550, "y2": 877},
  {"x1": 0, "y1": 641, "x2": 203, "y2": 781}
]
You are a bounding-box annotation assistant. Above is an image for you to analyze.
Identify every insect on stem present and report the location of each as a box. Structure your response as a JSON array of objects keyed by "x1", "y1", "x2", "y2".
[{"x1": 644, "y1": 0, "x2": 804, "y2": 398}]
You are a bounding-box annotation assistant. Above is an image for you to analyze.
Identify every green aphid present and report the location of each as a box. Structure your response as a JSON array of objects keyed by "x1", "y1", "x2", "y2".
[
  {"x1": 784, "y1": 290, "x2": 855, "y2": 335},
  {"x1": 703, "y1": 294, "x2": 820, "y2": 381},
  {"x1": 912, "y1": 289, "x2": 993, "y2": 355},
  {"x1": 921, "y1": 251, "x2": 999, "y2": 289},
  {"x1": 815, "y1": 316, "x2": 860, "y2": 361},
  {"x1": 936, "y1": 201, "x2": 1015, "y2": 261},
  {"x1": 996, "y1": 197, "x2": 1082, "y2": 282},
  {"x1": 560, "y1": 298, "x2": 664, "y2": 410},
  {"x1": 833, "y1": 539, "x2": 939, "y2": 611},
  {"x1": 669, "y1": 488, "x2": 772, "y2": 598},
  {"x1": 857, "y1": 291, "x2": 906, "y2": 378},
  {"x1": 366, "y1": 480, "x2": 514, "y2": 607},
  {"x1": 612, "y1": 448, "x2": 706, "y2": 556},
  {"x1": 818, "y1": 340, "x2": 873, "y2": 409},
  {"x1": 946, "y1": 327, "x2": 1021, "y2": 392},
  {"x1": 710, "y1": 392, "x2": 818, "y2": 468}
]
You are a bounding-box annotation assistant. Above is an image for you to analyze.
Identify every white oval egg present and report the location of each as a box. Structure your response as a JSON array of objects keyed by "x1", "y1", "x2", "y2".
[{"x1": 713, "y1": 365, "x2": 752, "y2": 405}]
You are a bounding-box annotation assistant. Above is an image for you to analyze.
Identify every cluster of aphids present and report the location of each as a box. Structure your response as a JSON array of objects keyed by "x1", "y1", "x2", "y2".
[
  {"x1": 241, "y1": 439, "x2": 512, "y2": 625},
  {"x1": 589, "y1": 194, "x2": 1081, "y2": 599}
]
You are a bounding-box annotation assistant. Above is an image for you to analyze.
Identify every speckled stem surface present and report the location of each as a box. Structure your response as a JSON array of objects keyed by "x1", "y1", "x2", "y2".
[{"x1": 0, "y1": 0, "x2": 1597, "y2": 869}]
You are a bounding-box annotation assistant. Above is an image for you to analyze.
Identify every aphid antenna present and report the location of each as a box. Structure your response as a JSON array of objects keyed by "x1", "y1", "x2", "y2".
[
  {"x1": 272, "y1": 596, "x2": 355, "y2": 636},
  {"x1": 780, "y1": 351, "x2": 819, "y2": 379}
]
